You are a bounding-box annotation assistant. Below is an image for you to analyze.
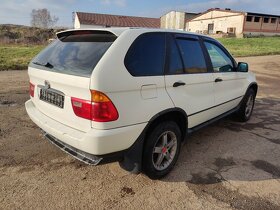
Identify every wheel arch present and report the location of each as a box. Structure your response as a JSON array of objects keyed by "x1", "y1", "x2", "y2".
[
  {"x1": 248, "y1": 82, "x2": 258, "y2": 96},
  {"x1": 144, "y1": 108, "x2": 188, "y2": 142}
]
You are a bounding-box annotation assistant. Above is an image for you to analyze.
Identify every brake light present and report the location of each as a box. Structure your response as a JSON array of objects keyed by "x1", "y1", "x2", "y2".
[
  {"x1": 29, "y1": 82, "x2": 35, "y2": 97},
  {"x1": 91, "y1": 90, "x2": 119, "y2": 122},
  {"x1": 71, "y1": 97, "x2": 92, "y2": 120},
  {"x1": 71, "y1": 90, "x2": 119, "y2": 122}
]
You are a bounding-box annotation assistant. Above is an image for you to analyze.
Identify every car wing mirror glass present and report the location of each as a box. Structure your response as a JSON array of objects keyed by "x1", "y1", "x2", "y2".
[{"x1": 237, "y1": 62, "x2": 248, "y2": 72}]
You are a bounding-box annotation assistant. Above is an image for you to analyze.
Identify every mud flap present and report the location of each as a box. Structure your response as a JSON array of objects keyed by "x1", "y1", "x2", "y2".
[{"x1": 119, "y1": 132, "x2": 145, "y2": 174}]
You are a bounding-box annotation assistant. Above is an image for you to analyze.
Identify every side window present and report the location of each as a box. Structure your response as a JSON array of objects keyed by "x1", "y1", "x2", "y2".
[
  {"x1": 176, "y1": 38, "x2": 207, "y2": 74},
  {"x1": 204, "y1": 42, "x2": 234, "y2": 72},
  {"x1": 124, "y1": 33, "x2": 165, "y2": 76},
  {"x1": 168, "y1": 36, "x2": 184, "y2": 74}
]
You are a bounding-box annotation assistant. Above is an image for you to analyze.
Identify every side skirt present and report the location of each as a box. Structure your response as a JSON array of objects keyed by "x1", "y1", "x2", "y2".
[{"x1": 187, "y1": 105, "x2": 240, "y2": 134}]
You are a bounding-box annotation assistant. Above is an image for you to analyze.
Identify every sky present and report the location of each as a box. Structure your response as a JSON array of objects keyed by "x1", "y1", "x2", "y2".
[{"x1": 0, "y1": 0, "x2": 279, "y2": 27}]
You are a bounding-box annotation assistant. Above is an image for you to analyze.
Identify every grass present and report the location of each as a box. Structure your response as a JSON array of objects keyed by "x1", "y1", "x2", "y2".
[
  {"x1": 0, "y1": 44, "x2": 45, "y2": 71},
  {"x1": 218, "y1": 37, "x2": 280, "y2": 57},
  {"x1": 0, "y1": 37, "x2": 280, "y2": 70}
]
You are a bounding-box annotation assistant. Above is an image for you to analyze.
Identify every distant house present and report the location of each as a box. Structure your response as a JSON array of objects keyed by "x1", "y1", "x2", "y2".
[
  {"x1": 186, "y1": 8, "x2": 280, "y2": 37},
  {"x1": 74, "y1": 12, "x2": 160, "y2": 29}
]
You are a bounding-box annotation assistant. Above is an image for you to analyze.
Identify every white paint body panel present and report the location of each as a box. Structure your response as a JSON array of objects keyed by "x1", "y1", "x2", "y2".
[
  {"x1": 28, "y1": 67, "x2": 92, "y2": 132},
  {"x1": 90, "y1": 29, "x2": 174, "y2": 129},
  {"x1": 165, "y1": 74, "x2": 215, "y2": 128}
]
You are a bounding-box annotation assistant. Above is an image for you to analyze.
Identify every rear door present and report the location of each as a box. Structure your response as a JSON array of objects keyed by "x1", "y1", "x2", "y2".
[
  {"x1": 202, "y1": 39, "x2": 246, "y2": 116},
  {"x1": 164, "y1": 34, "x2": 215, "y2": 128},
  {"x1": 28, "y1": 30, "x2": 116, "y2": 132}
]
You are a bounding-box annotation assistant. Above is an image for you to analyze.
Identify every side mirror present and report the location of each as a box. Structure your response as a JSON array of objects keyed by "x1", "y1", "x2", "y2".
[{"x1": 237, "y1": 62, "x2": 248, "y2": 72}]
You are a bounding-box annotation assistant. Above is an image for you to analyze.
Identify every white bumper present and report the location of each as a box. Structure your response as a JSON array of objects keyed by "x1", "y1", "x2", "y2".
[{"x1": 25, "y1": 100, "x2": 146, "y2": 155}]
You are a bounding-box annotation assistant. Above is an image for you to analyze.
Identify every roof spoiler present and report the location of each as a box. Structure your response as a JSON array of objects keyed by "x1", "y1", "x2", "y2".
[{"x1": 56, "y1": 30, "x2": 117, "y2": 42}]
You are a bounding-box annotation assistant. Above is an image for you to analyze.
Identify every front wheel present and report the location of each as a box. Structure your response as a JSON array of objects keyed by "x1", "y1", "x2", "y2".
[
  {"x1": 236, "y1": 88, "x2": 256, "y2": 122},
  {"x1": 143, "y1": 121, "x2": 182, "y2": 179}
]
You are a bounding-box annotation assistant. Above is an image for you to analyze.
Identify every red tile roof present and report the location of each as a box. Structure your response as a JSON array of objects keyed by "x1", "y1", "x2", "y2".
[{"x1": 76, "y1": 12, "x2": 160, "y2": 28}]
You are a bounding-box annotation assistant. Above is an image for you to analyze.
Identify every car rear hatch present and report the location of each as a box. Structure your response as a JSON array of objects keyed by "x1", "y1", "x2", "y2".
[{"x1": 28, "y1": 30, "x2": 117, "y2": 132}]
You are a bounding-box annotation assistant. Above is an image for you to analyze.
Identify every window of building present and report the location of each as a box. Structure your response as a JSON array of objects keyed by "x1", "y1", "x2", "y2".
[
  {"x1": 204, "y1": 42, "x2": 234, "y2": 72},
  {"x1": 254, "y1": 17, "x2": 261, "y2": 22},
  {"x1": 246, "y1": 16, "x2": 253, "y2": 22},
  {"x1": 264, "y1": 17, "x2": 270, "y2": 23},
  {"x1": 125, "y1": 33, "x2": 166, "y2": 76},
  {"x1": 175, "y1": 38, "x2": 207, "y2": 74},
  {"x1": 271, "y1": 18, "x2": 277, "y2": 24},
  {"x1": 227, "y1": 27, "x2": 236, "y2": 34}
]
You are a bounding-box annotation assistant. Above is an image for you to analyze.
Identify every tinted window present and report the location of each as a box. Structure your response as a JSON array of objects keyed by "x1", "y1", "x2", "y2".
[
  {"x1": 125, "y1": 33, "x2": 165, "y2": 76},
  {"x1": 31, "y1": 31, "x2": 116, "y2": 77},
  {"x1": 168, "y1": 36, "x2": 184, "y2": 74},
  {"x1": 204, "y1": 42, "x2": 234, "y2": 72},
  {"x1": 176, "y1": 38, "x2": 207, "y2": 74}
]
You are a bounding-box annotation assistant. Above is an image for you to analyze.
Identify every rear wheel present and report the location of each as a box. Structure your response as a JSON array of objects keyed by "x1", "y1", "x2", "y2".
[
  {"x1": 236, "y1": 88, "x2": 256, "y2": 122},
  {"x1": 143, "y1": 121, "x2": 181, "y2": 179}
]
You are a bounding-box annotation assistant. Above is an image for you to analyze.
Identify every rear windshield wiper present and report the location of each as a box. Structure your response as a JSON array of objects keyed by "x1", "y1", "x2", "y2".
[{"x1": 32, "y1": 61, "x2": 54, "y2": 69}]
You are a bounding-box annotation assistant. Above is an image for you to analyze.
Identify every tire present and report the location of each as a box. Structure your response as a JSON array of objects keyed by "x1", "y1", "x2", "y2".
[
  {"x1": 236, "y1": 88, "x2": 256, "y2": 122},
  {"x1": 143, "y1": 121, "x2": 182, "y2": 179}
]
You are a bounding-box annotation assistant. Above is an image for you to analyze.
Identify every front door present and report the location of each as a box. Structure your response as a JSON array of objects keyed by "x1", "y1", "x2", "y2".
[{"x1": 202, "y1": 40, "x2": 246, "y2": 116}]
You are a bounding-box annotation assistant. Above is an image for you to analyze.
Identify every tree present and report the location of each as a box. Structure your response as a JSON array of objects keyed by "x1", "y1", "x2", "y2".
[{"x1": 31, "y1": 9, "x2": 59, "y2": 28}]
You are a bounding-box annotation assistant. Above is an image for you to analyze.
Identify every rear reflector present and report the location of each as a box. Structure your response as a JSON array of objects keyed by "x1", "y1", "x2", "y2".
[
  {"x1": 71, "y1": 90, "x2": 119, "y2": 122},
  {"x1": 29, "y1": 82, "x2": 35, "y2": 97}
]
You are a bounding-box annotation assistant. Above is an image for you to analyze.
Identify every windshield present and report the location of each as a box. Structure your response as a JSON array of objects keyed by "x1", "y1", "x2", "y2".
[{"x1": 30, "y1": 31, "x2": 117, "y2": 77}]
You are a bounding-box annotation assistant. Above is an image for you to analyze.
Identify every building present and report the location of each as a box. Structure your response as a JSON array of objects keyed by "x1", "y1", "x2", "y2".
[
  {"x1": 73, "y1": 10, "x2": 280, "y2": 37},
  {"x1": 186, "y1": 8, "x2": 280, "y2": 37},
  {"x1": 74, "y1": 12, "x2": 160, "y2": 29},
  {"x1": 160, "y1": 11, "x2": 198, "y2": 30}
]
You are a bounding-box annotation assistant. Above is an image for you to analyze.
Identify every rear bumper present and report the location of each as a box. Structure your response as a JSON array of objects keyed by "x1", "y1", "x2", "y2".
[
  {"x1": 25, "y1": 99, "x2": 146, "y2": 156},
  {"x1": 42, "y1": 132, "x2": 103, "y2": 165}
]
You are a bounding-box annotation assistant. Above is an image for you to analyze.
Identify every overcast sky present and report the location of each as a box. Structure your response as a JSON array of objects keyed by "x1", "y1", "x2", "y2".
[{"x1": 0, "y1": 0, "x2": 279, "y2": 27}]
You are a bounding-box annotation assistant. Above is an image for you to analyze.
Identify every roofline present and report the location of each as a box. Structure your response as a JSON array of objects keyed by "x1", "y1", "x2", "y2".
[
  {"x1": 75, "y1": 11, "x2": 159, "y2": 20},
  {"x1": 56, "y1": 27, "x2": 216, "y2": 39},
  {"x1": 246, "y1": 12, "x2": 280, "y2": 18},
  {"x1": 186, "y1": 8, "x2": 245, "y2": 22},
  {"x1": 160, "y1": 10, "x2": 199, "y2": 17}
]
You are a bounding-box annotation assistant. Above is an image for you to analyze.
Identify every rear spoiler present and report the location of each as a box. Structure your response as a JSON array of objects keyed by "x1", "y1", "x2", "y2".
[{"x1": 56, "y1": 30, "x2": 117, "y2": 42}]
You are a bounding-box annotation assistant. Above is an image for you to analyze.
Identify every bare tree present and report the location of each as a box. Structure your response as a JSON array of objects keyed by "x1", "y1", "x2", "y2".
[{"x1": 31, "y1": 9, "x2": 59, "y2": 28}]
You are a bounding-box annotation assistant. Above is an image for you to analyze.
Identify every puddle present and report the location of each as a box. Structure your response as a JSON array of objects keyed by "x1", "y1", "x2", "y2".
[{"x1": 251, "y1": 160, "x2": 280, "y2": 178}]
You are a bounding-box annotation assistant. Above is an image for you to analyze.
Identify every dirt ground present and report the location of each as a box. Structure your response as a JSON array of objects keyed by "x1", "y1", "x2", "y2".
[{"x1": 0, "y1": 55, "x2": 279, "y2": 209}]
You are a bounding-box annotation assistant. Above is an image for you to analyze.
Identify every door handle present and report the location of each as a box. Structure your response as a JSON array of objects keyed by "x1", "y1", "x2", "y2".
[
  {"x1": 173, "y1": 81, "x2": 186, "y2": 87},
  {"x1": 215, "y1": 78, "x2": 223, "y2": 83}
]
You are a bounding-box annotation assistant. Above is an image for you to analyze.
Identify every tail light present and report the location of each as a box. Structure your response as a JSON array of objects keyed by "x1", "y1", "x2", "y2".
[
  {"x1": 71, "y1": 90, "x2": 119, "y2": 122},
  {"x1": 29, "y1": 82, "x2": 35, "y2": 97}
]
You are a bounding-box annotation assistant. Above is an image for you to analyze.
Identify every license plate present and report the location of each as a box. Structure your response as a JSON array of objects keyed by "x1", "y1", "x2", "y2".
[{"x1": 39, "y1": 89, "x2": 64, "y2": 108}]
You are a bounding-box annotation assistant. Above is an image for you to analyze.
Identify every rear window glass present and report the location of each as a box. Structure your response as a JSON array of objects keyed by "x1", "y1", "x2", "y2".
[
  {"x1": 124, "y1": 33, "x2": 166, "y2": 76},
  {"x1": 30, "y1": 31, "x2": 117, "y2": 77}
]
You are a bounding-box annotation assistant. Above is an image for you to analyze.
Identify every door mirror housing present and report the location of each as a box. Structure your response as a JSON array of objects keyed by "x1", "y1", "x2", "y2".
[{"x1": 237, "y1": 62, "x2": 248, "y2": 72}]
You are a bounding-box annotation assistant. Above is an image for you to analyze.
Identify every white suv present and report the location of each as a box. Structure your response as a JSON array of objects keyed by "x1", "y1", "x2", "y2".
[{"x1": 25, "y1": 28, "x2": 258, "y2": 179}]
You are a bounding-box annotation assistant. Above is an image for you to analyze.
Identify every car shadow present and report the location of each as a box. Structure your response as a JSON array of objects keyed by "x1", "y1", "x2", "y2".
[{"x1": 163, "y1": 97, "x2": 280, "y2": 184}]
